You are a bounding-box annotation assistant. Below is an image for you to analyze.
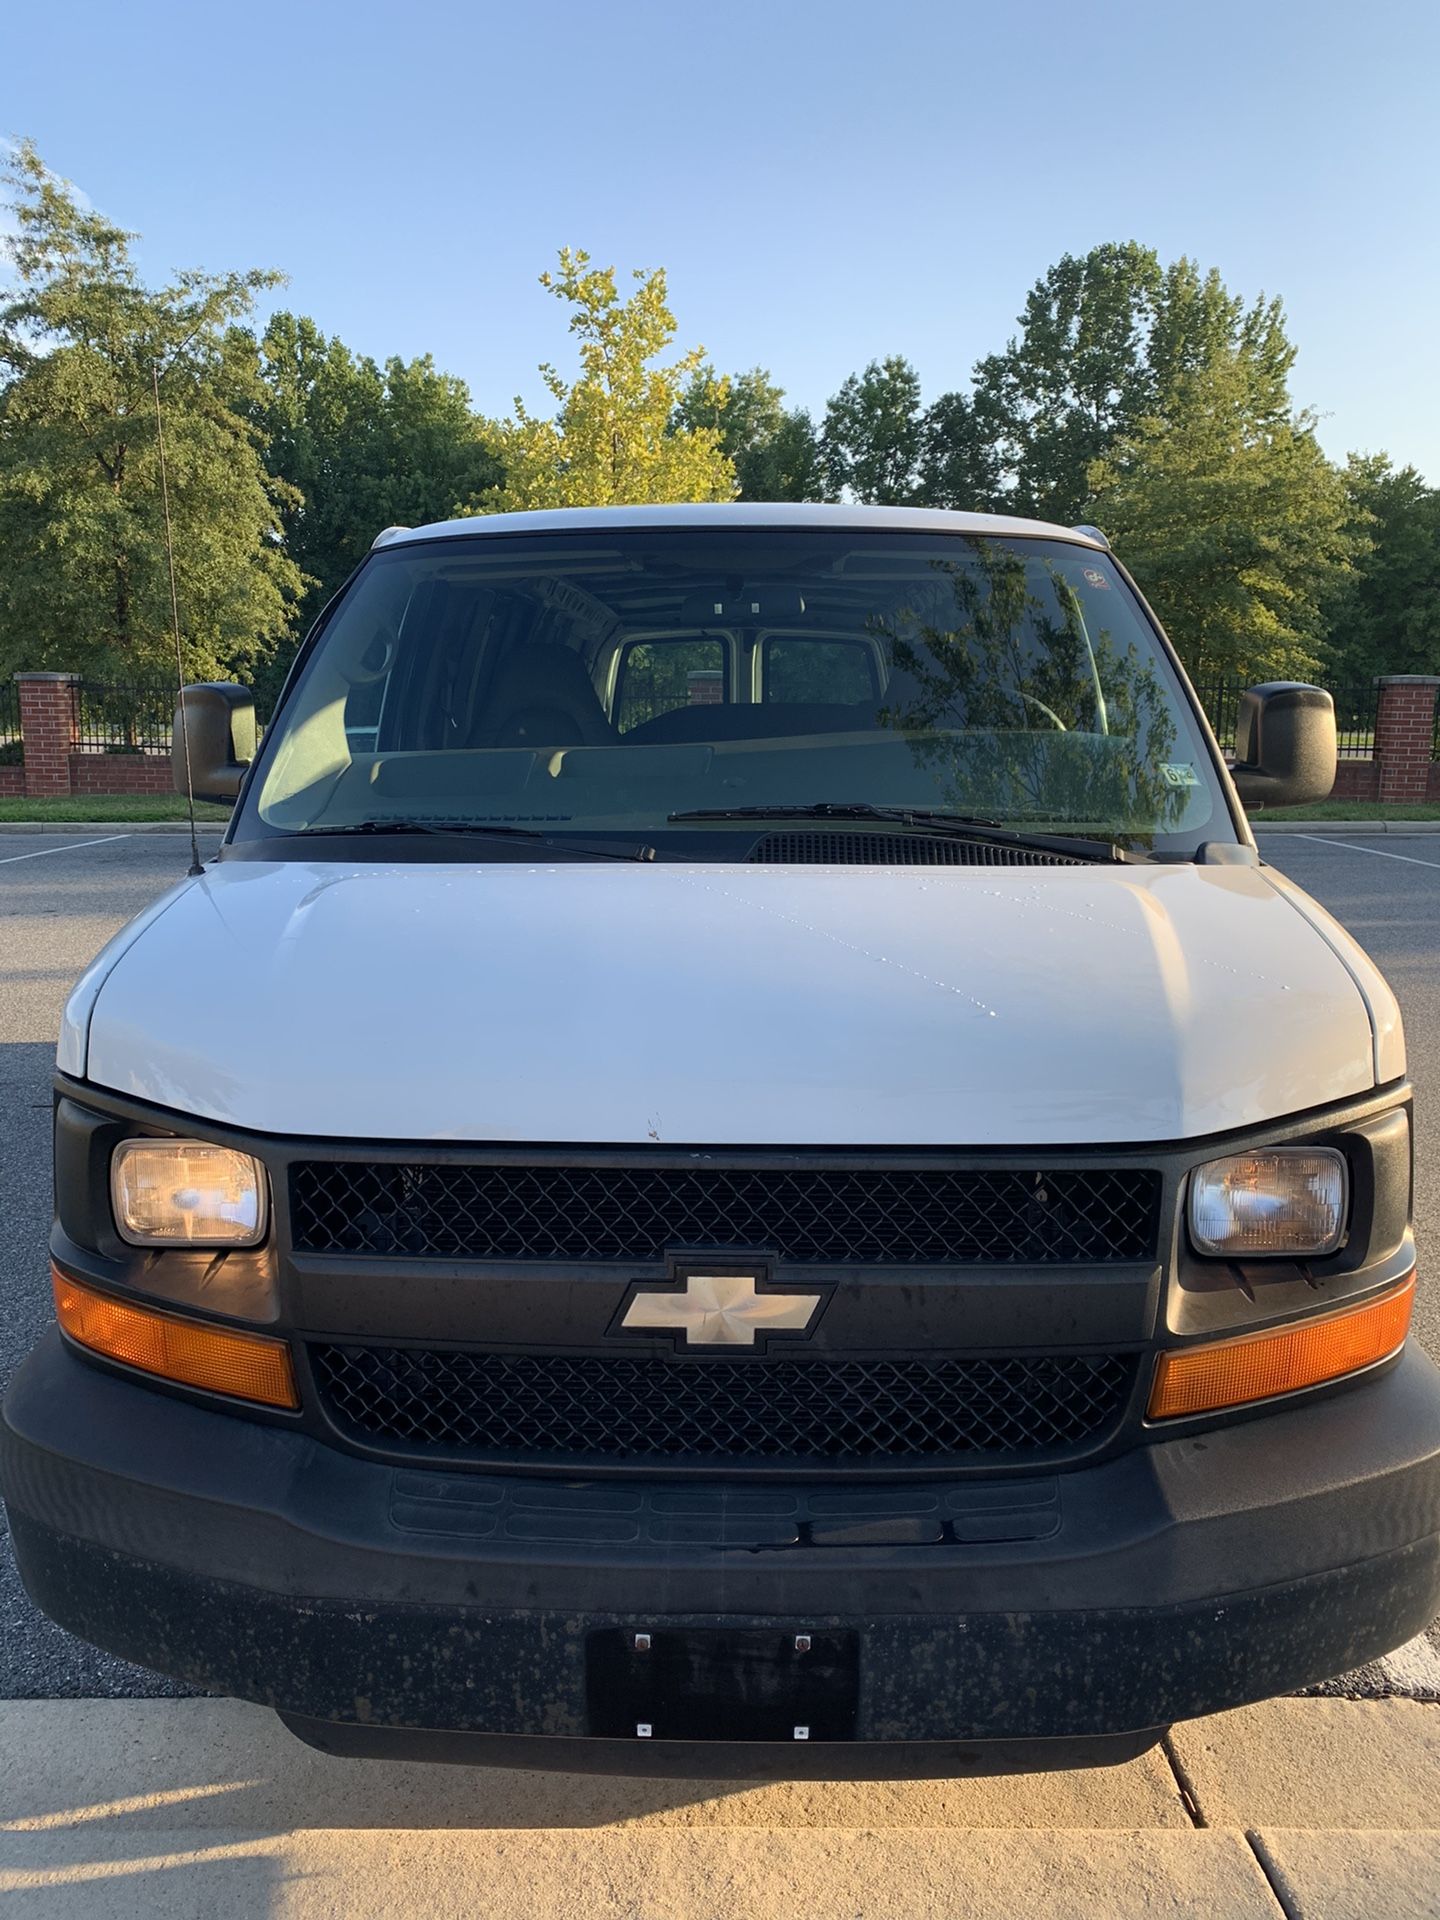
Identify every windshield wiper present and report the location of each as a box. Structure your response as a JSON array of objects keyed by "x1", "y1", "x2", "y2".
[
  {"x1": 666, "y1": 802, "x2": 1142, "y2": 863},
  {"x1": 288, "y1": 820, "x2": 657, "y2": 862}
]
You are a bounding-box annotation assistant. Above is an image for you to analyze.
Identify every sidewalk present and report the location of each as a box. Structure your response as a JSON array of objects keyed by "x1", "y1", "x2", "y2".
[{"x1": 2, "y1": 1697, "x2": 1436, "y2": 1916}]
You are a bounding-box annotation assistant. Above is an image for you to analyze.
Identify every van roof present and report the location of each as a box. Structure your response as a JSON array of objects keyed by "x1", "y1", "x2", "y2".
[{"x1": 371, "y1": 503, "x2": 1108, "y2": 551}]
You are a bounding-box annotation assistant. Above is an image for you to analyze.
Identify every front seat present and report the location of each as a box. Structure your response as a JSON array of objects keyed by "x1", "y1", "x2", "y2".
[{"x1": 479, "y1": 645, "x2": 617, "y2": 750}]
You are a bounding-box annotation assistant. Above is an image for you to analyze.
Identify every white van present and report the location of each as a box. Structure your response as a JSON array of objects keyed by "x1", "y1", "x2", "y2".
[{"x1": 4, "y1": 505, "x2": 1437, "y2": 1777}]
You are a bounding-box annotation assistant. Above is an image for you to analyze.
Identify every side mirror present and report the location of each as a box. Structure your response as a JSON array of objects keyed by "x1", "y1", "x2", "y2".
[
  {"x1": 1229, "y1": 682, "x2": 1336, "y2": 810},
  {"x1": 173, "y1": 683, "x2": 256, "y2": 802}
]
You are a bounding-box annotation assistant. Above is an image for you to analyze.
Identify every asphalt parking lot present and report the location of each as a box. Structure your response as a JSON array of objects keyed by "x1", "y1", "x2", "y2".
[{"x1": 1, "y1": 826, "x2": 1438, "y2": 1710}]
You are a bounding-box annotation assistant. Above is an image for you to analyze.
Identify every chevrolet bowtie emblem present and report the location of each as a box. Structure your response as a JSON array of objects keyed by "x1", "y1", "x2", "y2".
[{"x1": 621, "y1": 1272, "x2": 824, "y2": 1347}]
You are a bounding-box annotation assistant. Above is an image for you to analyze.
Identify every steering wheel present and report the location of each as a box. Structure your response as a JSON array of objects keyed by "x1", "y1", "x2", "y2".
[{"x1": 1019, "y1": 692, "x2": 1067, "y2": 731}]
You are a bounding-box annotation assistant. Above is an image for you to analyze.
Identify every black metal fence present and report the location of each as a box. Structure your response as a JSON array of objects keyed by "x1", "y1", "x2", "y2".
[
  {"x1": 1193, "y1": 677, "x2": 1381, "y2": 760},
  {"x1": 23, "y1": 671, "x2": 1426, "y2": 766},
  {"x1": 74, "y1": 682, "x2": 177, "y2": 754},
  {"x1": 0, "y1": 681, "x2": 21, "y2": 764}
]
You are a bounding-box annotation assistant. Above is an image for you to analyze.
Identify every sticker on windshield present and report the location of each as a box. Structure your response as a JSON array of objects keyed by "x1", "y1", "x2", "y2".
[
  {"x1": 1161, "y1": 762, "x2": 1201, "y2": 788},
  {"x1": 1082, "y1": 566, "x2": 1110, "y2": 589}
]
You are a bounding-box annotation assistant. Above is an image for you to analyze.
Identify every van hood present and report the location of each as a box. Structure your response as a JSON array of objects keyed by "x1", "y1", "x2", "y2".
[{"x1": 75, "y1": 858, "x2": 1397, "y2": 1146}]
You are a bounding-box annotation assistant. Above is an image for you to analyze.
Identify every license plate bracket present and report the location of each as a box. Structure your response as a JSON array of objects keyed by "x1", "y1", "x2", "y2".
[{"x1": 586, "y1": 1627, "x2": 859, "y2": 1742}]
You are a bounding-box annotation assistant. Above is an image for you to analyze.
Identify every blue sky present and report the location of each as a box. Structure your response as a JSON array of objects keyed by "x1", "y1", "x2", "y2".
[{"x1": 5, "y1": 0, "x2": 1439, "y2": 479}]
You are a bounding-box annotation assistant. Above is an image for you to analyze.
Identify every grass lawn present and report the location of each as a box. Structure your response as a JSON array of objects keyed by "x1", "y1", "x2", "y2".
[
  {"x1": 0, "y1": 795, "x2": 232, "y2": 823},
  {"x1": 1251, "y1": 800, "x2": 1440, "y2": 822}
]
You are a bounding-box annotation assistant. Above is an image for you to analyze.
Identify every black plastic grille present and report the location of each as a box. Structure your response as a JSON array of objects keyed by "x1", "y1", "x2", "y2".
[
  {"x1": 311, "y1": 1345, "x2": 1134, "y2": 1464},
  {"x1": 746, "y1": 831, "x2": 1084, "y2": 866},
  {"x1": 289, "y1": 1162, "x2": 1160, "y2": 1265}
]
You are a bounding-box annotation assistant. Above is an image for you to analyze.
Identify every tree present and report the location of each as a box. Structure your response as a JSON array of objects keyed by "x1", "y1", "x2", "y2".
[
  {"x1": 740, "y1": 406, "x2": 831, "y2": 503},
  {"x1": 0, "y1": 141, "x2": 302, "y2": 683},
  {"x1": 674, "y1": 364, "x2": 780, "y2": 473},
  {"x1": 974, "y1": 243, "x2": 1295, "y2": 523},
  {"x1": 916, "y1": 390, "x2": 1002, "y2": 511},
  {"x1": 1147, "y1": 257, "x2": 1291, "y2": 427},
  {"x1": 1322, "y1": 456, "x2": 1440, "y2": 678},
  {"x1": 1089, "y1": 347, "x2": 1354, "y2": 680},
  {"x1": 253, "y1": 311, "x2": 500, "y2": 632},
  {"x1": 819, "y1": 360, "x2": 1008, "y2": 511},
  {"x1": 975, "y1": 242, "x2": 1160, "y2": 522},
  {"x1": 673, "y1": 364, "x2": 830, "y2": 501},
  {"x1": 466, "y1": 250, "x2": 734, "y2": 512},
  {"x1": 821, "y1": 355, "x2": 926, "y2": 503}
]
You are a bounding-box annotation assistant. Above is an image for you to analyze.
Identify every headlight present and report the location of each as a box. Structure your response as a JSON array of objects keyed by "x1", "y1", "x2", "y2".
[
  {"x1": 1188, "y1": 1148, "x2": 1347, "y2": 1257},
  {"x1": 111, "y1": 1140, "x2": 268, "y2": 1248}
]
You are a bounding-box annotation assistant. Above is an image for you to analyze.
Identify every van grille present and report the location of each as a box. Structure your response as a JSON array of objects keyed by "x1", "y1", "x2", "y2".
[
  {"x1": 289, "y1": 1162, "x2": 1160, "y2": 1265},
  {"x1": 310, "y1": 1345, "x2": 1134, "y2": 1466}
]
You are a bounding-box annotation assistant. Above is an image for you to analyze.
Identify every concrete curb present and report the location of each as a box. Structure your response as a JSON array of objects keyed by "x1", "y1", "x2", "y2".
[
  {"x1": 0, "y1": 821, "x2": 228, "y2": 835},
  {"x1": 0, "y1": 1828, "x2": 1284, "y2": 1919},
  {"x1": 3, "y1": 1697, "x2": 1438, "y2": 1916},
  {"x1": 0, "y1": 1699, "x2": 1189, "y2": 1833},
  {"x1": 1253, "y1": 820, "x2": 1440, "y2": 835}
]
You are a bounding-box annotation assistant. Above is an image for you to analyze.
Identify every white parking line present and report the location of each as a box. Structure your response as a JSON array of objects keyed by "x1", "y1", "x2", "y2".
[
  {"x1": 1294, "y1": 833, "x2": 1440, "y2": 870},
  {"x1": 0, "y1": 833, "x2": 132, "y2": 866}
]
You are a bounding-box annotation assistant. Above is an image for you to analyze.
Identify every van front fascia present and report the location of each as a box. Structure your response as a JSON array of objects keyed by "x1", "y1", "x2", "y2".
[{"x1": 47, "y1": 1074, "x2": 1416, "y2": 1479}]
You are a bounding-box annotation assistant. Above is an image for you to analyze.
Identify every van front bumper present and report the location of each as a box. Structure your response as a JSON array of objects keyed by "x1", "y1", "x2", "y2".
[{"x1": 5, "y1": 1330, "x2": 1440, "y2": 1778}]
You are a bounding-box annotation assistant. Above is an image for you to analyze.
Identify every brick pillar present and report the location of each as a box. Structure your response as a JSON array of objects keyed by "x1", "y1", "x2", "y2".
[
  {"x1": 1374, "y1": 675, "x2": 1440, "y2": 806},
  {"x1": 16, "y1": 673, "x2": 78, "y2": 797}
]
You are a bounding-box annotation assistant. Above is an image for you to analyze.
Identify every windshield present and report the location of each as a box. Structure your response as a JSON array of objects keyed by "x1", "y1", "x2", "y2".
[{"x1": 234, "y1": 528, "x2": 1229, "y2": 856}]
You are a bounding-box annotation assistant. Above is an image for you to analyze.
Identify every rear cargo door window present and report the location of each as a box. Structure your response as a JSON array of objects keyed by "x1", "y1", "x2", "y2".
[
  {"x1": 763, "y1": 637, "x2": 878, "y2": 707},
  {"x1": 614, "y1": 638, "x2": 728, "y2": 735}
]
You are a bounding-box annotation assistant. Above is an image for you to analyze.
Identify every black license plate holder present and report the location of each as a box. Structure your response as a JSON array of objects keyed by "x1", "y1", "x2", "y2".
[{"x1": 586, "y1": 1627, "x2": 859, "y2": 1743}]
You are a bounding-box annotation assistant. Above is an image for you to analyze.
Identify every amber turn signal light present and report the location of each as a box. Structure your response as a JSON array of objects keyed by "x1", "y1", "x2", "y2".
[
  {"x1": 52, "y1": 1267, "x2": 298, "y2": 1410},
  {"x1": 1149, "y1": 1273, "x2": 1414, "y2": 1420}
]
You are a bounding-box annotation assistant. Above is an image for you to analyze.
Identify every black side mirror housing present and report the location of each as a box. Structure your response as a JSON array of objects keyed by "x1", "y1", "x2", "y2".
[
  {"x1": 173, "y1": 683, "x2": 256, "y2": 802},
  {"x1": 1229, "y1": 682, "x2": 1337, "y2": 810}
]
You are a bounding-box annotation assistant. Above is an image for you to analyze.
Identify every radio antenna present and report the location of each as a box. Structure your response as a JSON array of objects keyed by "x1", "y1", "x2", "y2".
[{"x1": 153, "y1": 361, "x2": 204, "y2": 878}]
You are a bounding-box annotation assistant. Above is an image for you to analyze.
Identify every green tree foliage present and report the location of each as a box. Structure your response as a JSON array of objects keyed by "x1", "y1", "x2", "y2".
[
  {"x1": 253, "y1": 311, "x2": 500, "y2": 632},
  {"x1": 974, "y1": 242, "x2": 1159, "y2": 522},
  {"x1": 674, "y1": 363, "x2": 780, "y2": 478},
  {"x1": 674, "y1": 364, "x2": 830, "y2": 500},
  {"x1": 822, "y1": 355, "x2": 926, "y2": 503},
  {"x1": 1322, "y1": 456, "x2": 1440, "y2": 677},
  {"x1": 739, "y1": 406, "x2": 830, "y2": 502},
  {"x1": 975, "y1": 244, "x2": 1294, "y2": 523},
  {"x1": 2, "y1": 156, "x2": 1431, "y2": 701},
  {"x1": 0, "y1": 141, "x2": 301, "y2": 683},
  {"x1": 819, "y1": 360, "x2": 1002, "y2": 510},
  {"x1": 1089, "y1": 347, "x2": 1354, "y2": 679},
  {"x1": 467, "y1": 250, "x2": 735, "y2": 512},
  {"x1": 916, "y1": 390, "x2": 1003, "y2": 510}
]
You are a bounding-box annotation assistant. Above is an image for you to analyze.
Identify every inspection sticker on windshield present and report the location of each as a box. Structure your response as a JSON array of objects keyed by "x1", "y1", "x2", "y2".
[
  {"x1": 1162, "y1": 762, "x2": 1201, "y2": 788},
  {"x1": 1082, "y1": 566, "x2": 1110, "y2": 589}
]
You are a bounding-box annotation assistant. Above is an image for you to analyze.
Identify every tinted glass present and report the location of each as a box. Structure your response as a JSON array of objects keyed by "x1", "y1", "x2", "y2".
[
  {"x1": 764, "y1": 637, "x2": 877, "y2": 706},
  {"x1": 615, "y1": 638, "x2": 727, "y2": 734},
  {"x1": 237, "y1": 529, "x2": 1228, "y2": 853}
]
